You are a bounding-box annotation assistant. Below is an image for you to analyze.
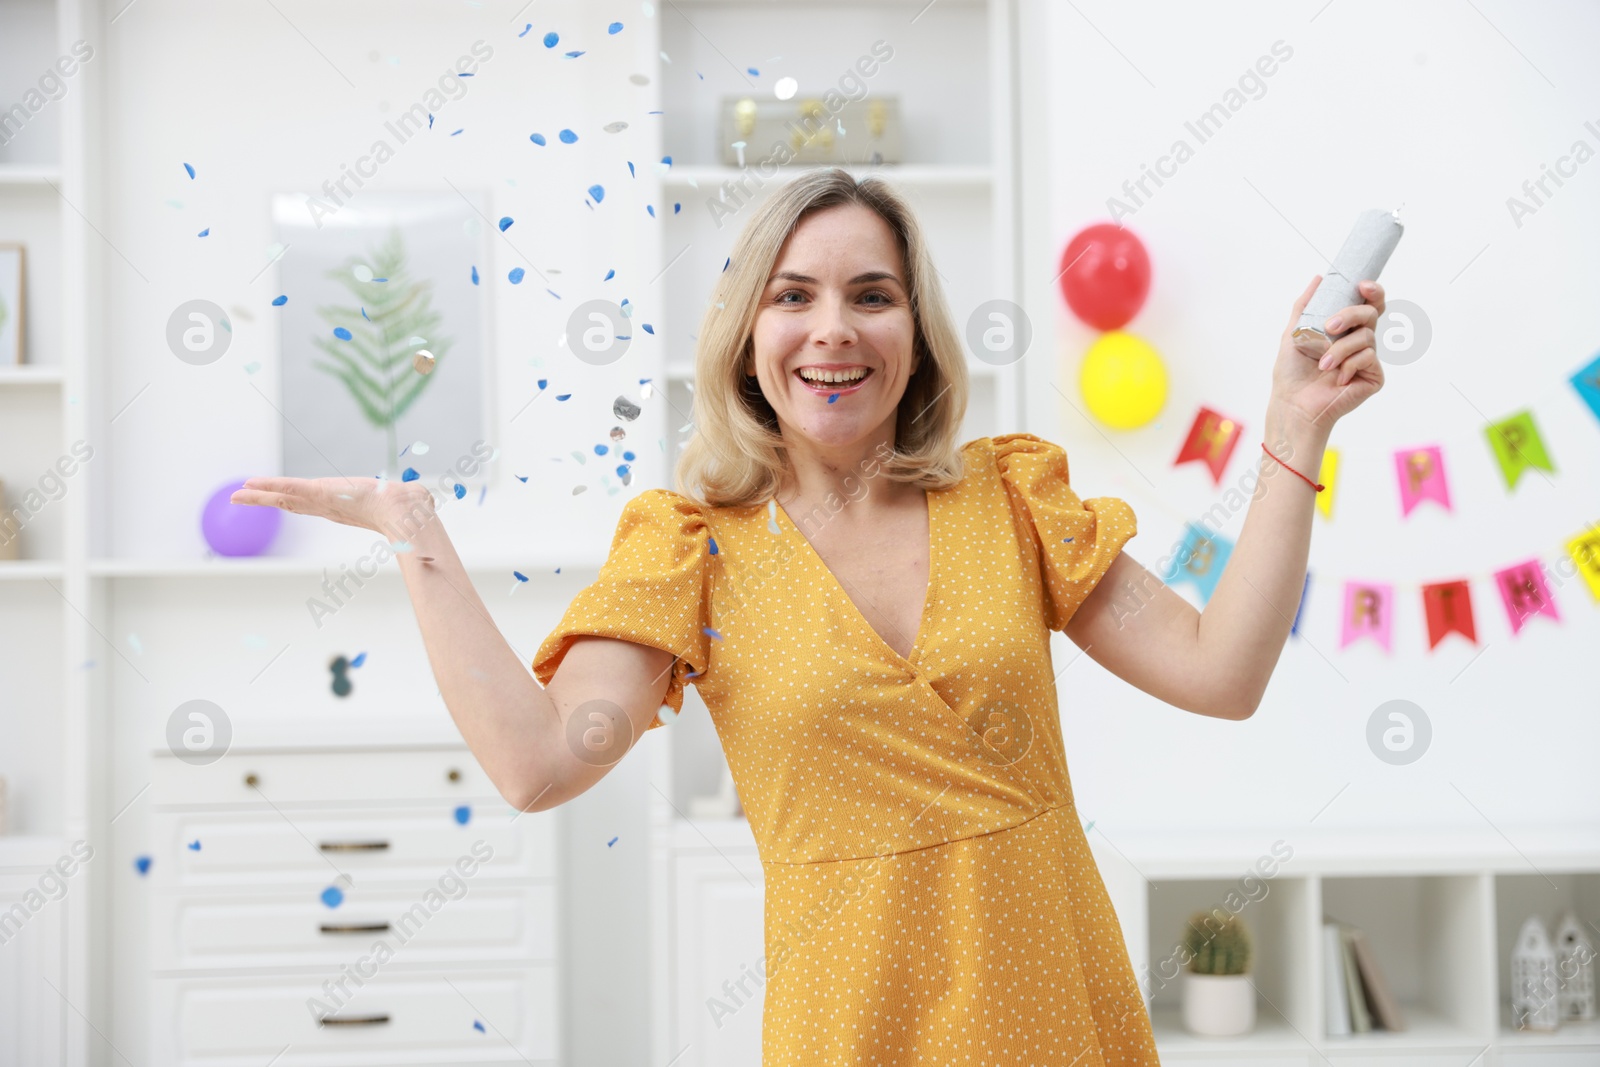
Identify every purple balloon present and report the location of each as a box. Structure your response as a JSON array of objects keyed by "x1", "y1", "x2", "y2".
[{"x1": 201, "y1": 480, "x2": 281, "y2": 557}]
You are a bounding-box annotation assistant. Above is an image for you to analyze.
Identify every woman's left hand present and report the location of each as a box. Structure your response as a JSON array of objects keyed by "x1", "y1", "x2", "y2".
[{"x1": 1271, "y1": 274, "x2": 1386, "y2": 430}]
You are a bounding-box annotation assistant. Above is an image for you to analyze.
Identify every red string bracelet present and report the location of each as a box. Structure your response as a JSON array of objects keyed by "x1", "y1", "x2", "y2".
[{"x1": 1261, "y1": 442, "x2": 1325, "y2": 492}]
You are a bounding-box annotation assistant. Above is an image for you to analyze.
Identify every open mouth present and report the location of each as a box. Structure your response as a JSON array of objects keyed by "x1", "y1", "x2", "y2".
[{"x1": 794, "y1": 367, "x2": 874, "y2": 396}]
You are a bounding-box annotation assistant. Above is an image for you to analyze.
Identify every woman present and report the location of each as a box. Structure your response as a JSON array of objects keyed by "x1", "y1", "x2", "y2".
[{"x1": 232, "y1": 168, "x2": 1385, "y2": 1064}]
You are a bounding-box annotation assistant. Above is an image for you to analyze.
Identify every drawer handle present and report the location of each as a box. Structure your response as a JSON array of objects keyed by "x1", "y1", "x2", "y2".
[
  {"x1": 318, "y1": 840, "x2": 391, "y2": 852},
  {"x1": 319, "y1": 1013, "x2": 391, "y2": 1027},
  {"x1": 319, "y1": 922, "x2": 391, "y2": 934},
  {"x1": 447, "y1": 767, "x2": 462, "y2": 782}
]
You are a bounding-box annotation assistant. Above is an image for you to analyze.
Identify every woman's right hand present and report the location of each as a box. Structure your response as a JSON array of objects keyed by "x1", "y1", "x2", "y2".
[{"x1": 229, "y1": 476, "x2": 437, "y2": 538}]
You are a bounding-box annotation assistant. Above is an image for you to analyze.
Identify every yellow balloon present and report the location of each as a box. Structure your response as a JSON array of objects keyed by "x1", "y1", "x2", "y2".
[{"x1": 1079, "y1": 330, "x2": 1167, "y2": 429}]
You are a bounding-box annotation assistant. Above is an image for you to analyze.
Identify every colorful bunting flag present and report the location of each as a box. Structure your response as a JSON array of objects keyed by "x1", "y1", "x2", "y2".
[
  {"x1": 1159, "y1": 522, "x2": 1233, "y2": 604},
  {"x1": 1493, "y1": 558, "x2": 1560, "y2": 634},
  {"x1": 1174, "y1": 406, "x2": 1242, "y2": 485},
  {"x1": 1484, "y1": 410, "x2": 1555, "y2": 489},
  {"x1": 1315, "y1": 448, "x2": 1339, "y2": 519},
  {"x1": 1340, "y1": 581, "x2": 1394, "y2": 652},
  {"x1": 1290, "y1": 572, "x2": 1311, "y2": 636},
  {"x1": 1567, "y1": 528, "x2": 1600, "y2": 602},
  {"x1": 1394, "y1": 445, "x2": 1451, "y2": 517},
  {"x1": 1421, "y1": 579, "x2": 1476, "y2": 650},
  {"x1": 1569, "y1": 350, "x2": 1600, "y2": 425}
]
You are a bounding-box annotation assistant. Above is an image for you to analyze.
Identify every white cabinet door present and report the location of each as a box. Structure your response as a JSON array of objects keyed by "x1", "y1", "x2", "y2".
[{"x1": 673, "y1": 849, "x2": 765, "y2": 1067}]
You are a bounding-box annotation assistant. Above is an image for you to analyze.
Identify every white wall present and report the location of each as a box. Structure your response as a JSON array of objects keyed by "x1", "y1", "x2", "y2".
[{"x1": 1025, "y1": 0, "x2": 1599, "y2": 834}]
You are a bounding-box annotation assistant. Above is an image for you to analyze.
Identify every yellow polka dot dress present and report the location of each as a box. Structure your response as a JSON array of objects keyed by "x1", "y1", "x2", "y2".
[{"x1": 533, "y1": 433, "x2": 1161, "y2": 1065}]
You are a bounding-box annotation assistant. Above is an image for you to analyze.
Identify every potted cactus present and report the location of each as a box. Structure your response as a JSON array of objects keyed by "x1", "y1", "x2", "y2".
[{"x1": 1180, "y1": 908, "x2": 1256, "y2": 1036}]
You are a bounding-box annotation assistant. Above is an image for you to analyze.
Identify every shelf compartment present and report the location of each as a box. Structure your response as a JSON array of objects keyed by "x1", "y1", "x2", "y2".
[
  {"x1": 1493, "y1": 870, "x2": 1600, "y2": 1044},
  {"x1": 1145, "y1": 875, "x2": 1318, "y2": 1044},
  {"x1": 1317, "y1": 873, "x2": 1493, "y2": 1046}
]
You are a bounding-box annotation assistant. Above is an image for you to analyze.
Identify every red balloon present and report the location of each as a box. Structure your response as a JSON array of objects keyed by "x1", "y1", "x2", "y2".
[{"x1": 1058, "y1": 223, "x2": 1151, "y2": 330}]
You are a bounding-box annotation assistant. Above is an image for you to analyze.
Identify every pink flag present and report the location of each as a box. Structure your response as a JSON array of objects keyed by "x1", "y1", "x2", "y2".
[
  {"x1": 1394, "y1": 446, "x2": 1452, "y2": 517},
  {"x1": 1493, "y1": 558, "x2": 1560, "y2": 635},
  {"x1": 1340, "y1": 581, "x2": 1395, "y2": 652}
]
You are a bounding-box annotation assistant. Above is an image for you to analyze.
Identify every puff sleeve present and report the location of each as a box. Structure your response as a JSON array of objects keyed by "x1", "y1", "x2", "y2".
[
  {"x1": 531, "y1": 489, "x2": 714, "y2": 730},
  {"x1": 992, "y1": 433, "x2": 1138, "y2": 632}
]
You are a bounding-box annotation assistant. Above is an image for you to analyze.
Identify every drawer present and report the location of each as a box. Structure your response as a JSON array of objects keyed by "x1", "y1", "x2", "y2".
[
  {"x1": 1160, "y1": 1057, "x2": 1312, "y2": 1067},
  {"x1": 151, "y1": 746, "x2": 505, "y2": 807},
  {"x1": 1494, "y1": 1052, "x2": 1600, "y2": 1067},
  {"x1": 151, "y1": 966, "x2": 557, "y2": 1065},
  {"x1": 148, "y1": 807, "x2": 552, "y2": 887},
  {"x1": 151, "y1": 882, "x2": 555, "y2": 971},
  {"x1": 1324, "y1": 1054, "x2": 1488, "y2": 1067}
]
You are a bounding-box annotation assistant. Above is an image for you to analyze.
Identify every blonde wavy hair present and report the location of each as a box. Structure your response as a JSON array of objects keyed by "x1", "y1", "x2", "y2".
[{"x1": 673, "y1": 167, "x2": 971, "y2": 510}]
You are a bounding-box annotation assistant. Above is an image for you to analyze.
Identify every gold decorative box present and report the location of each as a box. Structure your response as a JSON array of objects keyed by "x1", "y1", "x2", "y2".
[{"x1": 718, "y1": 94, "x2": 903, "y2": 167}]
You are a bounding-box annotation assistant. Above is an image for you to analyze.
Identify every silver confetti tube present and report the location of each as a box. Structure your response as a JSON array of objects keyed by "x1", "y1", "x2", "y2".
[{"x1": 1293, "y1": 207, "x2": 1404, "y2": 359}]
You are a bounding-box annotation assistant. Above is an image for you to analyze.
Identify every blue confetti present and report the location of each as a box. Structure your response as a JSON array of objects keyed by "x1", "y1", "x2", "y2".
[
  {"x1": 509, "y1": 267, "x2": 525, "y2": 284},
  {"x1": 608, "y1": 21, "x2": 623, "y2": 34},
  {"x1": 513, "y1": 570, "x2": 529, "y2": 582},
  {"x1": 471, "y1": 264, "x2": 480, "y2": 285},
  {"x1": 543, "y1": 31, "x2": 559, "y2": 47},
  {"x1": 333, "y1": 326, "x2": 352, "y2": 340},
  {"x1": 722, "y1": 256, "x2": 730, "y2": 272},
  {"x1": 453, "y1": 805, "x2": 471, "y2": 825},
  {"x1": 642, "y1": 323, "x2": 654, "y2": 334},
  {"x1": 453, "y1": 483, "x2": 466, "y2": 499},
  {"x1": 133, "y1": 855, "x2": 151, "y2": 875},
  {"x1": 546, "y1": 288, "x2": 561, "y2": 299},
  {"x1": 321, "y1": 885, "x2": 344, "y2": 909},
  {"x1": 529, "y1": 132, "x2": 547, "y2": 146},
  {"x1": 536, "y1": 378, "x2": 548, "y2": 389},
  {"x1": 498, "y1": 216, "x2": 513, "y2": 231},
  {"x1": 673, "y1": 202, "x2": 681, "y2": 214},
  {"x1": 360, "y1": 306, "x2": 369, "y2": 321},
  {"x1": 518, "y1": 23, "x2": 532, "y2": 37},
  {"x1": 402, "y1": 467, "x2": 420, "y2": 482},
  {"x1": 615, "y1": 463, "x2": 629, "y2": 477},
  {"x1": 564, "y1": 50, "x2": 585, "y2": 58},
  {"x1": 703, "y1": 626, "x2": 724, "y2": 641},
  {"x1": 607, "y1": 835, "x2": 619, "y2": 846},
  {"x1": 183, "y1": 162, "x2": 195, "y2": 179},
  {"x1": 555, "y1": 393, "x2": 571, "y2": 401},
  {"x1": 1063, "y1": 536, "x2": 1074, "y2": 542},
  {"x1": 459, "y1": 72, "x2": 474, "y2": 78},
  {"x1": 197, "y1": 227, "x2": 210, "y2": 237},
  {"x1": 474, "y1": 1020, "x2": 486, "y2": 1033},
  {"x1": 827, "y1": 393, "x2": 840, "y2": 403},
  {"x1": 627, "y1": 161, "x2": 635, "y2": 178},
  {"x1": 271, "y1": 295, "x2": 287, "y2": 306},
  {"x1": 588, "y1": 184, "x2": 605, "y2": 203},
  {"x1": 478, "y1": 484, "x2": 486, "y2": 505},
  {"x1": 646, "y1": 204, "x2": 655, "y2": 217},
  {"x1": 428, "y1": 113, "x2": 434, "y2": 128},
  {"x1": 594, "y1": 443, "x2": 609, "y2": 455},
  {"x1": 747, "y1": 67, "x2": 759, "y2": 76},
  {"x1": 604, "y1": 269, "x2": 615, "y2": 281},
  {"x1": 558, "y1": 128, "x2": 577, "y2": 144},
  {"x1": 516, "y1": 474, "x2": 529, "y2": 483},
  {"x1": 662, "y1": 155, "x2": 672, "y2": 167},
  {"x1": 623, "y1": 451, "x2": 635, "y2": 460},
  {"x1": 450, "y1": 128, "x2": 463, "y2": 136},
  {"x1": 708, "y1": 537, "x2": 718, "y2": 555},
  {"x1": 372, "y1": 277, "x2": 387, "y2": 283},
  {"x1": 187, "y1": 839, "x2": 201, "y2": 851},
  {"x1": 350, "y1": 651, "x2": 367, "y2": 668}
]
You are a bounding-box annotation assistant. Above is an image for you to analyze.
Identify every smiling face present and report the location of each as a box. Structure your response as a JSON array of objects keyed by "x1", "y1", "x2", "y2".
[{"x1": 744, "y1": 202, "x2": 919, "y2": 455}]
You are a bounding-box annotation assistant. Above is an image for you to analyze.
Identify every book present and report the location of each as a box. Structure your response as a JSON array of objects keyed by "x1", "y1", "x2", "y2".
[
  {"x1": 1340, "y1": 924, "x2": 1373, "y2": 1032},
  {"x1": 1348, "y1": 925, "x2": 1407, "y2": 1031},
  {"x1": 1323, "y1": 920, "x2": 1351, "y2": 1036}
]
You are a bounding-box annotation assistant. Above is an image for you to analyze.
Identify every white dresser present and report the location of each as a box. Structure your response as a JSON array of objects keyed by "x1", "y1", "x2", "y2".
[{"x1": 147, "y1": 744, "x2": 559, "y2": 1066}]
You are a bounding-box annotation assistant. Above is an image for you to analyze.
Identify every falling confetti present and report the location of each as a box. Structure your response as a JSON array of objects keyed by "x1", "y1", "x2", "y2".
[
  {"x1": 413, "y1": 350, "x2": 436, "y2": 374},
  {"x1": 775, "y1": 76, "x2": 798, "y2": 100},
  {"x1": 558, "y1": 128, "x2": 578, "y2": 143},
  {"x1": 454, "y1": 805, "x2": 472, "y2": 825},
  {"x1": 513, "y1": 570, "x2": 529, "y2": 582},
  {"x1": 603, "y1": 121, "x2": 628, "y2": 133},
  {"x1": 474, "y1": 1020, "x2": 487, "y2": 1033},
  {"x1": 529, "y1": 132, "x2": 547, "y2": 146},
  {"x1": 134, "y1": 856, "x2": 152, "y2": 875},
  {"x1": 321, "y1": 885, "x2": 344, "y2": 908},
  {"x1": 603, "y1": 268, "x2": 615, "y2": 281},
  {"x1": 509, "y1": 267, "x2": 525, "y2": 284},
  {"x1": 607, "y1": 836, "x2": 619, "y2": 846},
  {"x1": 453, "y1": 484, "x2": 466, "y2": 499},
  {"x1": 333, "y1": 326, "x2": 352, "y2": 341},
  {"x1": 543, "y1": 31, "x2": 559, "y2": 48},
  {"x1": 768, "y1": 499, "x2": 781, "y2": 533},
  {"x1": 470, "y1": 265, "x2": 480, "y2": 285},
  {"x1": 708, "y1": 537, "x2": 719, "y2": 555},
  {"x1": 271, "y1": 294, "x2": 287, "y2": 306},
  {"x1": 350, "y1": 651, "x2": 367, "y2": 668},
  {"x1": 588, "y1": 184, "x2": 605, "y2": 203},
  {"x1": 402, "y1": 467, "x2": 420, "y2": 481},
  {"x1": 518, "y1": 23, "x2": 532, "y2": 37},
  {"x1": 197, "y1": 227, "x2": 210, "y2": 237},
  {"x1": 183, "y1": 162, "x2": 195, "y2": 179},
  {"x1": 608, "y1": 22, "x2": 623, "y2": 34},
  {"x1": 498, "y1": 216, "x2": 513, "y2": 231},
  {"x1": 187, "y1": 839, "x2": 201, "y2": 851},
  {"x1": 703, "y1": 626, "x2": 723, "y2": 641},
  {"x1": 353, "y1": 263, "x2": 374, "y2": 283}
]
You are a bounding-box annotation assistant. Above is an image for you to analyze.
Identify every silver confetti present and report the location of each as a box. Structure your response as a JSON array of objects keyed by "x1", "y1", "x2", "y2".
[{"x1": 613, "y1": 396, "x2": 642, "y2": 421}]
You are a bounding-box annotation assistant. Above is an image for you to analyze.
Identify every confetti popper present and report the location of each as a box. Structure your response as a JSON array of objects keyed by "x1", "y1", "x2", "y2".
[{"x1": 1292, "y1": 207, "x2": 1404, "y2": 360}]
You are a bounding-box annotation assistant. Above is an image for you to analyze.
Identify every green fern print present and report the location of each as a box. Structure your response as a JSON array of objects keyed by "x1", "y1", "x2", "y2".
[{"x1": 312, "y1": 228, "x2": 453, "y2": 473}]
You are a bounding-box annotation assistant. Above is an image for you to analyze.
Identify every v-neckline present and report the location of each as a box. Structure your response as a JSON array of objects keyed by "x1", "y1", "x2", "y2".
[{"x1": 775, "y1": 487, "x2": 939, "y2": 672}]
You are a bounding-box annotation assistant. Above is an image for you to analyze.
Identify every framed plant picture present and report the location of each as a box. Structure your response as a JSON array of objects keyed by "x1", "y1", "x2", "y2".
[
  {"x1": 0, "y1": 243, "x2": 25, "y2": 366},
  {"x1": 269, "y1": 191, "x2": 491, "y2": 479}
]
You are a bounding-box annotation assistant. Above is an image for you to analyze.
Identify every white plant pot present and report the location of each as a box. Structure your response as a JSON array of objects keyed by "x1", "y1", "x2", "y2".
[{"x1": 1181, "y1": 971, "x2": 1256, "y2": 1037}]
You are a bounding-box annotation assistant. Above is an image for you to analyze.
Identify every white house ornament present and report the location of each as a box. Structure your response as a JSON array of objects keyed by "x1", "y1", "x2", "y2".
[
  {"x1": 1554, "y1": 910, "x2": 1596, "y2": 1022},
  {"x1": 1512, "y1": 915, "x2": 1561, "y2": 1031}
]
